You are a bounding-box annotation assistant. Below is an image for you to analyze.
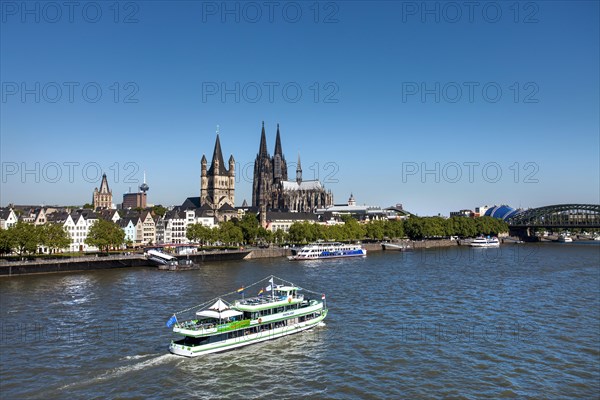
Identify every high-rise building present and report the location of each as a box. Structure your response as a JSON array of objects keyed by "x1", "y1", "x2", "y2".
[{"x1": 122, "y1": 171, "x2": 149, "y2": 209}]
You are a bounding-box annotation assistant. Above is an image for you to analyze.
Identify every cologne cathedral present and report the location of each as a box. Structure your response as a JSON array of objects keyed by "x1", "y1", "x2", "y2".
[{"x1": 252, "y1": 122, "x2": 333, "y2": 212}]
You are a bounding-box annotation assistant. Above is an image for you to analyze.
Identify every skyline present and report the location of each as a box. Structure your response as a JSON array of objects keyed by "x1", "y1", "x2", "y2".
[{"x1": 1, "y1": 1, "x2": 599, "y2": 215}]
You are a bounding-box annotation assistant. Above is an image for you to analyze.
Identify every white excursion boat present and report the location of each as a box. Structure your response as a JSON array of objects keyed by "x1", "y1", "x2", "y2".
[
  {"x1": 557, "y1": 235, "x2": 573, "y2": 243},
  {"x1": 469, "y1": 236, "x2": 500, "y2": 248},
  {"x1": 288, "y1": 242, "x2": 367, "y2": 260},
  {"x1": 167, "y1": 276, "x2": 327, "y2": 357}
]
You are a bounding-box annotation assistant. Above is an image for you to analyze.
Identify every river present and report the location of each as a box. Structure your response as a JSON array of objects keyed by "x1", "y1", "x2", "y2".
[{"x1": 1, "y1": 243, "x2": 599, "y2": 398}]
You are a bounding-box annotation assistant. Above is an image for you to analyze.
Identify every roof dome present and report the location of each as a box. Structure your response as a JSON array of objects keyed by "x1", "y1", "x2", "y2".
[{"x1": 484, "y1": 205, "x2": 520, "y2": 221}]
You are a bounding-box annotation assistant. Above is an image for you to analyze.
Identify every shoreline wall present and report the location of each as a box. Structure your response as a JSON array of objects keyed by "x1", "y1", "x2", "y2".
[{"x1": 1, "y1": 240, "x2": 464, "y2": 277}]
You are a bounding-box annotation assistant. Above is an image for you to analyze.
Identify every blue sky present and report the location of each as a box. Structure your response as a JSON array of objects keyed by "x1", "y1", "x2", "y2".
[{"x1": 1, "y1": 1, "x2": 598, "y2": 215}]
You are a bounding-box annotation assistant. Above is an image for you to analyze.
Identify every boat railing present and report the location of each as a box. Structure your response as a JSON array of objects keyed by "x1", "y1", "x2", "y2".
[
  {"x1": 176, "y1": 320, "x2": 216, "y2": 332},
  {"x1": 237, "y1": 294, "x2": 304, "y2": 306}
]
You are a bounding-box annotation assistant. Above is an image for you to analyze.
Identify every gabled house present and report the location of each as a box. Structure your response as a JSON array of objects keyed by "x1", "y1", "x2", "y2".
[
  {"x1": 140, "y1": 211, "x2": 156, "y2": 245},
  {"x1": 0, "y1": 208, "x2": 18, "y2": 229},
  {"x1": 118, "y1": 218, "x2": 138, "y2": 245}
]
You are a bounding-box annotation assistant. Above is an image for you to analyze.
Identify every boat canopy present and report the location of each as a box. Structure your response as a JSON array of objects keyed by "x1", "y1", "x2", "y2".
[
  {"x1": 209, "y1": 298, "x2": 230, "y2": 312},
  {"x1": 196, "y1": 309, "x2": 243, "y2": 319},
  {"x1": 195, "y1": 298, "x2": 242, "y2": 319}
]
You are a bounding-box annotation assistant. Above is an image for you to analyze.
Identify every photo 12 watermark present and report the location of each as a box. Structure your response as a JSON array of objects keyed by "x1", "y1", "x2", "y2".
[
  {"x1": 1, "y1": 162, "x2": 141, "y2": 184},
  {"x1": 400, "y1": 1, "x2": 539, "y2": 24},
  {"x1": 1, "y1": 82, "x2": 140, "y2": 104},
  {"x1": 1, "y1": 1, "x2": 140, "y2": 24},
  {"x1": 0, "y1": 321, "x2": 142, "y2": 345},
  {"x1": 200, "y1": 1, "x2": 339, "y2": 23},
  {"x1": 401, "y1": 162, "x2": 540, "y2": 184},
  {"x1": 401, "y1": 82, "x2": 540, "y2": 104},
  {"x1": 201, "y1": 81, "x2": 339, "y2": 104},
  {"x1": 397, "y1": 321, "x2": 540, "y2": 343},
  {"x1": 240, "y1": 160, "x2": 339, "y2": 185},
  {"x1": 413, "y1": 245, "x2": 540, "y2": 266}
]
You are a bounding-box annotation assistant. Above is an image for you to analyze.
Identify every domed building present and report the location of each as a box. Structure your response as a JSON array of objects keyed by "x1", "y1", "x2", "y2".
[{"x1": 484, "y1": 205, "x2": 521, "y2": 221}]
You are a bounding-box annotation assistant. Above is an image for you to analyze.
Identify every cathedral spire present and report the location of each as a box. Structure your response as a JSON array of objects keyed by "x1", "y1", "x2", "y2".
[
  {"x1": 274, "y1": 123, "x2": 283, "y2": 156},
  {"x1": 210, "y1": 133, "x2": 227, "y2": 174},
  {"x1": 296, "y1": 153, "x2": 302, "y2": 184},
  {"x1": 259, "y1": 121, "x2": 268, "y2": 157}
]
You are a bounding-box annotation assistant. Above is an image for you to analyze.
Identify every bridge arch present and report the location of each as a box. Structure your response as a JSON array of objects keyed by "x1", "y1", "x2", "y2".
[{"x1": 507, "y1": 204, "x2": 600, "y2": 228}]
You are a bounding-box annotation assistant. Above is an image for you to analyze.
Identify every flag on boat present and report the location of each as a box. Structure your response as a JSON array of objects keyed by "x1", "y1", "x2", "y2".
[
  {"x1": 269, "y1": 277, "x2": 274, "y2": 284},
  {"x1": 237, "y1": 286, "x2": 244, "y2": 293},
  {"x1": 266, "y1": 284, "x2": 272, "y2": 291},
  {"x1": 166, "y1": 315, "x2": 178, "y2": 328},
  {"x1": 258, "y1": 288, "x2": 264, "y2": 296},
  {"x1": 322, "y1": 294, "x2": 326, "y2": 300}
]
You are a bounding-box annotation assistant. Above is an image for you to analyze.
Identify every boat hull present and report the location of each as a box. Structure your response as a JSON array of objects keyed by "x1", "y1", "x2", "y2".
[
  {"x1": 469, "y1": 243, "x2": 500, "y2": 248},
  {"x1": 288, "y1": 251, "x2": 366, "y2": 261},
  {"x1": 169, "y1": 311, "x2": 327, "y2": 357}
]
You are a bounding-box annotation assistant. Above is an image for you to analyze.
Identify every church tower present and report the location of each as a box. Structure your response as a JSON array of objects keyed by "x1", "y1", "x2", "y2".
[
  {"x1": 252, "y1": 122, "x2": 273, "y2": 208},
  {"x1": 201, "y1": 129, "x2": 235, "y2": 210},
  {"x1": 252, "y1": 121, "x2": 333, "y2": 213},
  {"x1": 93, "y1": 173, "x2": 113, "y2": 210}
]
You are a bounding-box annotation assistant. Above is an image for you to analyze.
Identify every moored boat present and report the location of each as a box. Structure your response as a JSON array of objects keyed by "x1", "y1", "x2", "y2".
[
  {"x1": 469, "y1": 236, "x2": 500, "y2": 248},
  {"x1": 167, "y1": 276, "x2": 327, "y2": 357},
  {"x1": 557, "y1": 234, "x2": 573, "y2": 243},
  {"x1": 289, "y1": 242, "x2": 367, "y2": 260}
]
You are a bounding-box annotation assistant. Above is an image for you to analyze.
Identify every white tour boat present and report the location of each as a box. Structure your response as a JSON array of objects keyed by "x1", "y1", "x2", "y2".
[
  {"x1": 289, "y1": 242, "x2": 367, "y2": 260},
  {"x1": 167, "y1": 276, "x2": 327, "y2": 357},
  {"x1": 469, "y1": 236, "x2": 500, "y2": 248},
  {"x1": 557, "y1": 234, "x2": 573, "y2": 243}
]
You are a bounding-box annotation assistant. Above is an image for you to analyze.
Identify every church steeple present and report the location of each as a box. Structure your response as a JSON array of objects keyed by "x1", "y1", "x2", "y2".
[
  {"x1": 296, "y1": 153, "x2": 302, "y2": 184},
  {"x1": 201, "y1": 126, "x2": 235, "y2": 212},
  {"x1": 209, "y1": 133, "x2": 227, "y2": 175},
  {"x1": 99, "y1": 173, "x2": 110, "y2": 193},
  {"x1": 258, "y1": 121, "x2": 268, "y2": 157},
  {"x1": 274, "y1": 123, "x2": 283, "y2": 156}
]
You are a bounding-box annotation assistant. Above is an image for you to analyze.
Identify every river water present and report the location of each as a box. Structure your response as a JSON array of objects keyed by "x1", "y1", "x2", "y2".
[{"x1": 1, "y1": 243, "x2": 599, "y2": 399}]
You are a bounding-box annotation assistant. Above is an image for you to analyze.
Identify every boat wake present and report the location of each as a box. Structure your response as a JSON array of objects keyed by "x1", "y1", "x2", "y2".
[{"x1": 58, "y1": 353, "x2": 177, "y2": 391}]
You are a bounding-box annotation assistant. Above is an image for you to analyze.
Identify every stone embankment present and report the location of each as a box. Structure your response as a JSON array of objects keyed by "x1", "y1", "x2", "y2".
[{"x1": 244, "y1": 247, "x2": 292, "y2": 259}]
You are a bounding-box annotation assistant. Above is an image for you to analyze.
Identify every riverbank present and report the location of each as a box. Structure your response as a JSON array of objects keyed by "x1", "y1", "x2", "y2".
[
  {"x1": 0, "y1": 250, "x2": 251, "y2": 277},
  {"x1": 0, "y1": 240, "x2": 472, "y2": 276}
]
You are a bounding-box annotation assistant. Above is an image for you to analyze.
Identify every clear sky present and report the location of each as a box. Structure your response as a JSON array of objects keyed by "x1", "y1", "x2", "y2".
[{"x1": 1, "y1": 1, "x2": 598, "y2": 215}]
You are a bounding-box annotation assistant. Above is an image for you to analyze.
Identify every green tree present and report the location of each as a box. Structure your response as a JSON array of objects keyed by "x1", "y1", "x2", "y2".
[
  {"x1": 273, "y1": 229, "x2": 288, "y2": 244},
  {"x1": 342, "y1": 217, "x2": 365, "y2": 241},
  {"x1": 152, "y1": 205, "x2": 167, "y2": 217},
  {"x1": 404, "y1": 217, "x2": 424, "y2": 240},
  {"x1": 39, "y1": 223, "x2": 71, "y2": 253},
  {"x1": 216, "y1": 221, "x2": 243, "y2": 245},
  {"x1": 85, "y1": 219, "x2": 125, "y2": 252},
  {"x1": 0, "y1": 228, "x2": 15, "y2": 255},
  {"x1": 82, "y1": 203, "x2": 94, "y2": 209},
  {"x1": 236, "y1": 213, "x2": 260, "y2": 244},
  {"x1": 187, "y1": 223, "x2": 214, "y2": 246},
  {"x1": 365, "y1": 220, "x2": 385, "y2": 240},
  {"x1": 9, "y1": 222, "x2": 39, "y2": 258},
  {"x1": 257, "y1": 227, "x2": 273, "y2": 244},
  {"x1": 447, "y1": 216, "x2": 477, "y2": 238},
  {"x1": 288, "y1": 222, "x2": 309, "y2": 243},
  {"x1": 422, "y1": 216, "x2": 447, "y2": 238}
]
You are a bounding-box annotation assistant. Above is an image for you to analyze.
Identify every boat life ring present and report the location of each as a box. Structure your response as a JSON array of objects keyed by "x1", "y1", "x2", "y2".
[{"x1": 258, "y1": 318, "x2": 262, "y2": 324}]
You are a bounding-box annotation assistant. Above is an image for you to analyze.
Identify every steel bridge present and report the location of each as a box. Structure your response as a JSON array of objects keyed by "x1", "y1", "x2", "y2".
[{"x1": 507, "y1": 204, "x2": 600, "y2": 236}]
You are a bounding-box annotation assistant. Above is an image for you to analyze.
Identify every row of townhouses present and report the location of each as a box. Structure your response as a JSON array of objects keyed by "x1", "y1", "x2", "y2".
[
  {"x1": 1, "y1": 194, "x2": 410, "y2": 253},
  {"x1": 0, "y1": 205, "x2": 218, "y2": 253}
]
